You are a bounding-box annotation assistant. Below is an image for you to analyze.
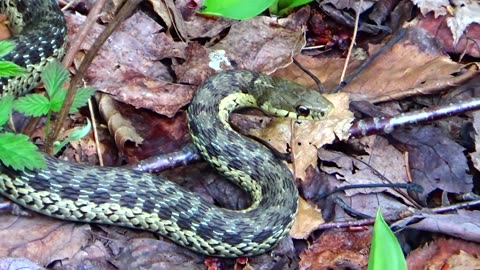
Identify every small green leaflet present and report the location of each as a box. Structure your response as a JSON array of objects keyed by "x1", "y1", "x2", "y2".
[
  {"x1": 0, "y1": 61, "x2": 26, "y2": 77},
  {"x1": 200, "y1": 0, "x2": 275, "y2": 19},
  {"x1": 14, "y1": 94, "x2": 51, "y2": 117},
  {"x1": 54, "y1": 119, "x2": 91, "y2": 154},
  {"x1": 0, "y1": 40, "x2": 16, "y2": 58},
  {"x1": 0, "y1": 40, "x2": 26, "y2": 77},
  {"x1": 0, "y1": 95, "x2": 14, "y2": 126},
  {"x1": 368, "y1": 208, "x2": 407, "y2": 270},
  {"x1": 0, "y1": 132, "x2": 46, "y2": 170},
  {"x1": 41, "y1": 60, "x2": 69, "y2": 98}
]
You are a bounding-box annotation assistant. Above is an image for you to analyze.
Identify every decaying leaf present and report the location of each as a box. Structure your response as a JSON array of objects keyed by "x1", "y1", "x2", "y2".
[
  {"x1": 249, "y1": 92, "x2": 353, "y2": 181},
  {"x1": 391, "y1": 126, "x2": 472, "y2": 204},
  {"x1": 290, "y1": 197, "x2": 325, "y2": 239},
  {"x1": 299, "y1": 229, "x2": 371, "y2": 270},
  {"x1": 0, "y1": 215, "x2": 91, "y2": 266},
  {"x1": 98, "y1": 94, "x2": 144, "y2": 151},
  {"x1": 407, "y1": 238, "x2": 480, "y2": 270}
]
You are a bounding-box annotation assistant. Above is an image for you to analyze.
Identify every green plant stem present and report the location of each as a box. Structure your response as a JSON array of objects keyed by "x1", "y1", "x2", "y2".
[{"x1": 45, "y1": 0, "x2": 142, "y2": 154}]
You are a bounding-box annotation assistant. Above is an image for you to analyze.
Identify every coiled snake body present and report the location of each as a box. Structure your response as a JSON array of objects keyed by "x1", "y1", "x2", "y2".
[{"x1": 0, "y1": 0, "x2": 333, "y2": 257}]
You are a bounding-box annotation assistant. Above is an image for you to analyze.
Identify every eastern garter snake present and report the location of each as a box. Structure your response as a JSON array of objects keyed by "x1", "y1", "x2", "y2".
[{"x1": 0, "y1": 0, "x2": 333, "y2": 257}]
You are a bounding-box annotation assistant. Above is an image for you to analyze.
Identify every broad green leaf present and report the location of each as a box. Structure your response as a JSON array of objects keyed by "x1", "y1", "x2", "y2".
[
  {"x1": 41, "y1": 61, "x2": 69, "y2": 98},
  {"x1": 200, "y1": 0, "x2": 275, "y2": 19},
  {"x1": 70, "y1": 87, "x2": 95, "y2": 113},
  {"x1": 0, "y1": 132, "x2": 46, "y2": 170},
  {"x1": 54, "y1": 119, "x2": 91, "y2": 154},
  {"x1": 14, "y1": 94, "x2": 51, "y2": 117},
  {"x1": 0, "y1": 40, "x2": 16, "y2": 58},
  {"x1": 0, "y1": 61, "x2": 26, "y2": 77},
  {"x1": 277, "y1": 0, "x2": 313, "y2": 16},
  {"x1": 0, "y1": 95, "x2": 14, "y2": 126},
  {"x1": 368, "y1": 208, "x2": 407, "y2": 270}
]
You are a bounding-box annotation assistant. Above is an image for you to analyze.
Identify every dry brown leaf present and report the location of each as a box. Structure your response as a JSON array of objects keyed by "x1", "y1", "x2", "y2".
[
  {"x1": 0, "y1": 215, "x2": 91, "y2": 266},
  {"x1": 318, "y1": 135, "x2": 415, "y2": 205},
  {"x1": 98, "y1": 94, "x2": 144, "y2": 150},
  {"x1": 212, "y1": 7, "x2": 310, "y2": 73},
  {"x1": 290, "y1": 197, "x2": 325, "y2": 239},
  {"x1": 343, "y1": 27, "x2": 479, "y2": 102},
  {"x1": 67, "y1": 11, "x2": 192, "y2": 117},
  {"x1": 249, "y1": 93, "x2": 353, "y2": 181},
  {"x1": 273, "y1": 54, "x2": 362, "y2": 91}
]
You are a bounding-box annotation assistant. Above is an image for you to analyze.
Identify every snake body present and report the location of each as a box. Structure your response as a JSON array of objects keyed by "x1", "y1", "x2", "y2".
[{"x1": 0, "y1": 0, "x2": 333, "y2": 257}]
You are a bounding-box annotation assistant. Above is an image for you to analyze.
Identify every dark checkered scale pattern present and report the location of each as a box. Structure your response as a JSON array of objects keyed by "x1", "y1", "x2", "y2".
[{"x1": 0, "y1": 0, "x2": 66, "y2": 96}]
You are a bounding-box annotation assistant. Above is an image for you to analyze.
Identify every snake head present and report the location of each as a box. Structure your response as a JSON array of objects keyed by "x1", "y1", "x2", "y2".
[{"x1": 255, "y1": 77, "x2": 333, "y2": 120}]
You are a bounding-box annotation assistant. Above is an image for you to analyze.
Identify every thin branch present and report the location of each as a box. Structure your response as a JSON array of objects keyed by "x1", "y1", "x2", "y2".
[{"x1": 45, "y1": 0, "x2": 142, "y2": 155}]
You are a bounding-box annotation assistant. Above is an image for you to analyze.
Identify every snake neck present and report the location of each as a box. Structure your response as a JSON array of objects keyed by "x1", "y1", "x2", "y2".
[{"x1": 187, "y1": 69, "x2": 298, "y2": 208}]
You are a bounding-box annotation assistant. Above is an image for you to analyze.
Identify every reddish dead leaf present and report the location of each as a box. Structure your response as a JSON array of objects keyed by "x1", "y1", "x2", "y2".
[
  {"x1": 418, "y1": 14, "x2": 480, "y2": 58},
  {"x1": 299, "y1": 229, "x2": 371, "y2": 270},
  {"x1": 66, "y1": 11, "x2": 192, "y2": 117},
  {"x1": 407, "y1": 238, "x2": 480, "y2": 270},
  {"x1": 342, "y1": 27, "x2": 479, "y2": 103},
  {"x1": 212, "y1": 7, "x2": 309, "y2": 73}
]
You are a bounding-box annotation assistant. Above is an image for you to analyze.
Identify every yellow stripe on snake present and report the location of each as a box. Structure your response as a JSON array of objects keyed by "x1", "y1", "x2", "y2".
[{"x1": 0, "y1": 0, "x2": 333, "y2": 257}]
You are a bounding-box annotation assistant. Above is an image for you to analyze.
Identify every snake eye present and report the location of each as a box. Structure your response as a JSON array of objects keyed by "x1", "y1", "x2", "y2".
[{"x1": 296, "y1": 105, "x2": 310, "y2": 116}]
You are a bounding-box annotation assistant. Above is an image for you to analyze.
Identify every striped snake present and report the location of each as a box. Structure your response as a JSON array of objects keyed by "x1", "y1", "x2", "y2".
[{"x1": 0, "y1": 0, "x2": 333, "y2": 257}]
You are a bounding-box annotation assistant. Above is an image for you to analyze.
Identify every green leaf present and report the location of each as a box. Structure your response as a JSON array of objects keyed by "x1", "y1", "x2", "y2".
[
  {"x1": 0, "y1": 61, "x2": 26, "y2": 77},
  {"x1": 54, "y1": 119, "x2": 91, "y2": 154},
  {"x1": 49, "y1": 89, "x2": 67, "y2": 112},
  {"x1": 277, "y1": 0, "x2": 313, "y2": 16},
  {"x1": 368, "y1": 208, "x2": 407, "y2": 270},
  {"x1": 200, "y1": 0, "x2": 275, "y2": 19},
  {"x1": 41, "y1": 60, "x2": 69, "y2": 98},
  {"x1": 14, "y1": 94, "x2": 51, "y2": 117},
  {"x1": 0, "y1": 95, "x2": 14, "y2": 126},
  {"x1": 0, "y1": 132, "x2": 46, "y2": 170},
  {"x1": 70, "y1": 87, "x2": 95, "y2": 113},
  {"x1": 0, "y1": 40, "x2": 16, "y2": 58}
]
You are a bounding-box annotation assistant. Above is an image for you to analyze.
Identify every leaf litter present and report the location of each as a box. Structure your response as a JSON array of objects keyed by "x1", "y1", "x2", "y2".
[{"x1": 1, "y1": 0, "x2": 480, "y2": 269}]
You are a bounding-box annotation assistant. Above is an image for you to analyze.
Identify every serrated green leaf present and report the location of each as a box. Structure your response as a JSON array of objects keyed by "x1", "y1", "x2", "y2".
[
  {"x1": 200, "y1": 0, "x2": 275, "y2": 19},
  {"x1": 41, "y1": 61, "x2": 69, "y2": 98},
  {"x1": 54, "y1": 119, "x2": 91, "y2": 154},
  {"x1": 49, "y1": 89, "x2": 67, "y2": 112},
  {"x1": 368, "y1": 208, "x2": 407, "y2": 270},
  {"x1": 0, "y1": 132, "x2": 46, "y2": 170},
  {"x1": 14, "y1": 94, "x2": 51, "y2": 117},
  {"x1": 0, "y1": 95, "x2": 14, "y2": 126},
  {"x1": 0, "y1": 61, "x2": 26, "y2": 77},
  {"x1": 70, "y1": 87, "x2": 95, "y2": 113},
  {"x1": 0, "y1": 40, "x2": 16, "y2": 58}
]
